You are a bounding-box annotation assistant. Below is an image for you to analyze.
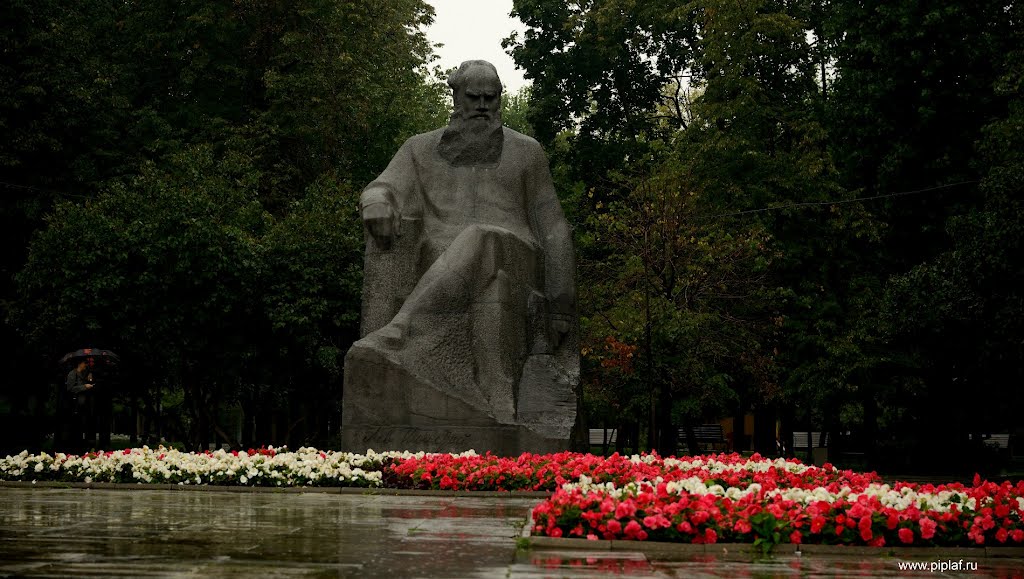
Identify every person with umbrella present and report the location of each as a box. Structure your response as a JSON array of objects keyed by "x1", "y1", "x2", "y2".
[
  {"x1": 61, "y1": 349, "x2": 117, "y2": 452},
  {"x1": 66, "y1": 359, "x2": 95, "y2": 396},
  {"x1": 65, "y1": 359, "x2": 96, "y2": 452}
]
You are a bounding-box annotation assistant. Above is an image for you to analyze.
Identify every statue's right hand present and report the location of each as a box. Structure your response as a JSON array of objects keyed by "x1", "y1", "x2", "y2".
[{"x1": 363, "y1": 202, "x2": 399, "y2": 249}]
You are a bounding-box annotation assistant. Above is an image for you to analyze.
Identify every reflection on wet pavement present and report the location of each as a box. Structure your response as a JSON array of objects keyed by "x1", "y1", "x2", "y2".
[
  {"x1": 0, "y1": 488, "x2": 530, "y2": 577},
  {"x1": 513, "y1": 549, "x2": 1024, "y2": 578},
  {"x1": 1, "y1": 488, "x2": 1021, "y2": 578}
]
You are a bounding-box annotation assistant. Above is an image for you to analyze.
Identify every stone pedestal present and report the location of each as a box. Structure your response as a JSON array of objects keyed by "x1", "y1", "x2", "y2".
[{"x1": 342, "y1": 337, "x2": 582, "y2": 455}]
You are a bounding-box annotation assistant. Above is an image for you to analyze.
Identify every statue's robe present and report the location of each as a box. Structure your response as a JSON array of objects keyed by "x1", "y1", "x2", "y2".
[{"x1": 342, "y1": 127, "x2": 580, "y2": 454}]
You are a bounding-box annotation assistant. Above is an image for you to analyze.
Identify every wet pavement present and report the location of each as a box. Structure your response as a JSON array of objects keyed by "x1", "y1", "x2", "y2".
[{"x1": 1, "y1": 487, "x2": 1022, "y2": 578}]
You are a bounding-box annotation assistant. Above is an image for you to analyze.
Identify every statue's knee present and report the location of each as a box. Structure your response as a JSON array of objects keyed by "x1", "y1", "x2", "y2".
[{"x1": 456, "y1": 224, "x2": 504, "y2": 246}]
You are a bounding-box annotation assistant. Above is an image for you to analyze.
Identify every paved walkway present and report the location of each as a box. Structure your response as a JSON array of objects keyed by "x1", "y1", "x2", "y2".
[{"x1": 1, "y1": 487, "x2": 1022, "y2": 577}]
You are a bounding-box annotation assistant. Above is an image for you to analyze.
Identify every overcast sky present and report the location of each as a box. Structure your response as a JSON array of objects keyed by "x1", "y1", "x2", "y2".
[{"x1": 424, "y1": 0, "x2": 529, "y2": 94}]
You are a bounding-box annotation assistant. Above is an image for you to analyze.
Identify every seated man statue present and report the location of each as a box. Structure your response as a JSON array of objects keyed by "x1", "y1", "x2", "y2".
[{"x1": 341, "y1": 60, "x2": 582, "y2": 454}]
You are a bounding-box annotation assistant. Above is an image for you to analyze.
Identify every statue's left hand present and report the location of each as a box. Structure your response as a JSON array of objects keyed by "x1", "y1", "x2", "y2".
[
  {"x1": 551, "y1": 318, "x2": 571, "y2": 348},
  {"x1": 363, "y1": 201, "x2": 400, "y2": 249}
]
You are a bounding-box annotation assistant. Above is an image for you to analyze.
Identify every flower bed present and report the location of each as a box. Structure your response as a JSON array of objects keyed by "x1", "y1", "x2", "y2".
[
  {"x1": 0, "y1": 447, "x2": 388, "y2": 487},
  {"x1": 3, "y1": 448, "x2": 1022, "y2": 550}
]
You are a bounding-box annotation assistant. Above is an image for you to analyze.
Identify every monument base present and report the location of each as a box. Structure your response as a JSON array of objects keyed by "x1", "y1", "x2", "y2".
[{"x1": 341, "y1": 341, "x2": 581, "y2": 455}]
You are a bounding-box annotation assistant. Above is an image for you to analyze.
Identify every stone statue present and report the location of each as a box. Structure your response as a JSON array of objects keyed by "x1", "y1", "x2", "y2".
[{"x1": 341, "y1": 60, "x2": 583, "y2": 454}]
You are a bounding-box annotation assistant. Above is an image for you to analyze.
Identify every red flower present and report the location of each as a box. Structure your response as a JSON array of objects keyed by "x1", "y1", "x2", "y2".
[
  {"x1": 810, "y1": 516, "x2": 826, "y2": 534},
  {"x1": 789, "y1": 530, "x2": 802, "y2": 544},
  {"x1": 858, "y1": 516, "x2": 873, "y2": 542},
  {"x1": 704, "y1": 528, "x2": 718, "y2": 544},
  {"x1": 898, "y1": 528, "x2": 914, "y2": 544}
]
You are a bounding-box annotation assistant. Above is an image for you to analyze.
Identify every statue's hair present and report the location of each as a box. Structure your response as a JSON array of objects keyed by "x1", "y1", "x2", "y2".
[{"x1": 448, "y1": 60, "x2": 502, "y2": 95}]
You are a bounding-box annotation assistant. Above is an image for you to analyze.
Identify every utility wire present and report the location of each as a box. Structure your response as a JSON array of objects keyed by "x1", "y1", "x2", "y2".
[
  {"x1": 704, "y1": 180, "x2": 979, "y2": 220},
  {"x1": 0, "y1": 180, "x2": 92, "y2": 200}
]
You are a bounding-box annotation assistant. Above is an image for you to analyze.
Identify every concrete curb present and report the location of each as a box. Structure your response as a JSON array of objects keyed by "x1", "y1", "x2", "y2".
[{"x1": 523, "y1": 534, "x2": 1024, "y2": 559}]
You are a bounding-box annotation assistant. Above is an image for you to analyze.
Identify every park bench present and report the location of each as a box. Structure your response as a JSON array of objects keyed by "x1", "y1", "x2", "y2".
[
  {"x1": 678, "y1": 424, "x2": 728, "y2": 453},
  {"x1": 589, "y1": 428, "x2": 617, "y2": 448},
  {"x1": 791, "y1": 431, "x2": 830, "y2": 464},
  {"x1": 969, "y1": 433, "x2": 1010, "y2": 450},
  {"x1": 792, "y1": 431, "x2": 829, "y2": 450}
]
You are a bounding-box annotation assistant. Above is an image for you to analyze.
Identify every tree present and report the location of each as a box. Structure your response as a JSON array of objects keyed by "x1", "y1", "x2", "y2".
[
  {"x1": 14, "y1": 145, "x2": 267, "y2": 449},
  {"x1": 258, "y1": 177, "x2": 366, "y2": 446},
  {"x1": 876, "y1": 9, "x2": 1024, "y2": 472},
  {"x1": 506, "y1": 0, "x2": 697, "y2": 196},
  {"x1": 2, "y1": 0, "x2": 448, "y2": 449},
  {"x1": 823, "y1": 0, "x2": 1020, "y2": 471},
  {"x1": 501, "y1": 86, "x2": 534, "y2": 138},
  {"x1": 582, "y1": 155, "x2": 778, "y2": 455}
]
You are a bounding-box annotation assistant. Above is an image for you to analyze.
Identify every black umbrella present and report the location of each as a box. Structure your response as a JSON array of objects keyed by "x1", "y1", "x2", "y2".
[{"x1": 59, "y1": 348, "x2": 120, "y2": 366}]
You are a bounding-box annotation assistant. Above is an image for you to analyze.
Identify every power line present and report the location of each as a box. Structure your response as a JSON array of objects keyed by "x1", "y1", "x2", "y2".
[
  {"x1": 705, "y1": 180, "x2": 979, "y2": 220},
  {"x1": 0, "y1": 180, "x2": 92, "y2": 200}
]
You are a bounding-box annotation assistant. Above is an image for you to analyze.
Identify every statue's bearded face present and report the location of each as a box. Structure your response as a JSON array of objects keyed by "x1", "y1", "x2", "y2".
[
  {"x1": 455, "y1": 68, "x2": 501, "y2": 123},
  {"x1": 440, "y1": 65, "x2": 503, "y2": 166}
]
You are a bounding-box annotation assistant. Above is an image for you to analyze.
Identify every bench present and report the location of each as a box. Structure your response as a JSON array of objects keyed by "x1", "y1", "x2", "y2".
[
  {"x1": 792, "y1": 431, "x2": 829, "y2": 450},
  {"x1": 969, "y1": 433, "x2": 1010, "y2": 450},
  {"x1": 589, "y1": 428, "x2": 617, "y2": 447},
  {"x1": 678, "y1": 424, "x2": 727, "y2": 453}
]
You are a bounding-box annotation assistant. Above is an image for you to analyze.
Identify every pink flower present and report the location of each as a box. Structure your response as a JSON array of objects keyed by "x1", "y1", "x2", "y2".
[
  {"x1": 691, "y1": 510, "x2": 710, "y2": 525},
  {"x1": 643, "y1": 514, "x2": 670, "y2": 529},
  {"x1": 848, "y1": 502, "x2": 871, "y2": 519},
  {"x1": 919, "y1": 517, "x2": 937, "y2": 540},
  {"x1": 615, "y1": 499, "x2": 637, "y2": 519},
  {"x1": 623, "y1": 520, "x2": 648, "y2": 541},
  {"x1": 968, "y1": 528, "x2": 985, "y2": 544}
]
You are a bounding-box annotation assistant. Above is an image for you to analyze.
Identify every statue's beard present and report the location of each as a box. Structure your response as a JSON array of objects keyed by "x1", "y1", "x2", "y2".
[{"x1": 438, "y1": 110, "x2": 503, "y2": 166}]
